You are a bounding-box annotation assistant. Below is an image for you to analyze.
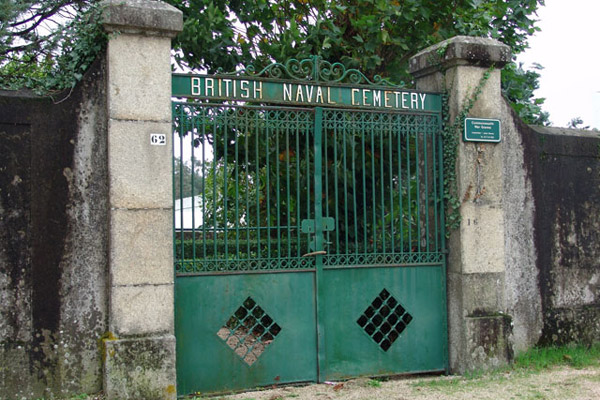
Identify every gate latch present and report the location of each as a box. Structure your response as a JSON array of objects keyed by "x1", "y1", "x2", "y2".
[
  {"x1": 300, "y1": 217, "x2": 335, "y2": 233},
  {"x1": 301, "y1": 218, "x2": 335, "y2": 252}
]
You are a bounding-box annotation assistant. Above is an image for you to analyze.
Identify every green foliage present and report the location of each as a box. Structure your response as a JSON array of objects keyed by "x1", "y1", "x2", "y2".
[
  {"x1": 514, "y1": 343, "x2": 600, "y2": 371},
  {"x1": 502, "y1": 62, "x2": 550, "y2": 125},
  {"x1": 166, "y1": 0, "x2": 544, "y2": 85},
  {"x1": 567, "y1": 116, "x2": 590, "y2": 130},
  {"x1": 365, "y1": 379, "x2": 382, "y2": 388},
  {"x1": 0, "y1": 1, "x2": 107, "y2": 94},
  {"x1": 440, "y1": 67, "x2": 493, "y2": 236},
  {"x1": 412, "y1": 342, "x2": 600, "y2": 391}
]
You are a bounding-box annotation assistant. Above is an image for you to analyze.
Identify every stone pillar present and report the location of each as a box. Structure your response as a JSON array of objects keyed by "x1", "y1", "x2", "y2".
[
  {"x1": 409, "y1": 36, "x2": 513, "y2": 372},
  {"x1": 100, "y1": 1, "x2": 182, "y2": 398}
]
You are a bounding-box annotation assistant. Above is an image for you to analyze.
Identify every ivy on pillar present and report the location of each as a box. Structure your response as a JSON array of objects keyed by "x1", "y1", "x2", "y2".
[{"x1": 409, "y1": 36, "x2": 514, "y2": 373}]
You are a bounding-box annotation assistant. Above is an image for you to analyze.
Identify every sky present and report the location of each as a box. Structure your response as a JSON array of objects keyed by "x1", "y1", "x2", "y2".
[{"x1": 517, "y1": 0, "x2": 600, "y2": 129}]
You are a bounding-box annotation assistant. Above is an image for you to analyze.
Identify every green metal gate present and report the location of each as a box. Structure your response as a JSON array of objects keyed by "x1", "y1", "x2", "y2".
[{"x1": 173, "y1": 58, "x2": 447, "y2": 396}]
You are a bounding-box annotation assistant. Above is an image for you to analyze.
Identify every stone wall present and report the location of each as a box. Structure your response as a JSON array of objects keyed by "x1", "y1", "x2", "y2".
[
  {"x1": 410, "y1": 36, "x2": 600, "y2": 372},
  {"x1": 1, "y1": 1, "x2": 182, "y2": 398},
  {"x1": 501, "y1": 105, "x2": 543, "y2": 355},
  {"x1": 500, "y1": 108, "x2": 600, "y2": 353},
  {"x1": 522, "y1": 125, "x2": 600, "y2": 346},
  {"x1": 0, "y1": 58, "x2": 109, "y2": 399}
]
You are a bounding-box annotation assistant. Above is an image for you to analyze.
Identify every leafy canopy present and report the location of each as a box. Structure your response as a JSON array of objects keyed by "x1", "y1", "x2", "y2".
[
  {"x1": 168, "y1": 0, "x2": 543, "y2": 82},
  {"x1": 1, "y1": 0, "x2": 548, "y2": 123},
  {"x1": 167, "y1": 0, "x2": 547, "y2": 123},
  {"x1": 0, "y1": 0, "x2": 106, "y2": 93}
]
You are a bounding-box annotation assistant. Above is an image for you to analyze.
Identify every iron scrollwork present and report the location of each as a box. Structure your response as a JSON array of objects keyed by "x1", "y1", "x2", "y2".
[{"x1": 217, "y1": 56, "x2": 405, "y2": 88}]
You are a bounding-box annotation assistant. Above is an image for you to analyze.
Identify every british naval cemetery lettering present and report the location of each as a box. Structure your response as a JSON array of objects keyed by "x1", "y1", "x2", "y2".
[{"x1": 171, "y1": 75, "x2": 440, "y2": 112}]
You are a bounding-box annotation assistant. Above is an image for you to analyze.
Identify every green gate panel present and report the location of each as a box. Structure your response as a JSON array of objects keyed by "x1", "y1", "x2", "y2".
[
  {"x1": 319, "y1": 265, "x2": 447, "y2": 380},
  {"x1": 176, "y1": 272, "x2": 317, "y2": 395},
  {"x1": 173, "y1": 77, "x2": 447, "y2": 394}
]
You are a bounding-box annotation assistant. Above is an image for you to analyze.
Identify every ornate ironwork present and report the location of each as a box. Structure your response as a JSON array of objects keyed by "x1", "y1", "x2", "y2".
[{"x1": 217, "y1": 56, "x2": 405, "y2": 88}]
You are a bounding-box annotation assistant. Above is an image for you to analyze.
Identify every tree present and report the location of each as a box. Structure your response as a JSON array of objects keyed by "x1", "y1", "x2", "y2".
[
  {"x1": 501, "y1": 62, "x2": 550, "y2": 125},
  {"x1": 168, "y1": 1, "x2": 540, "y2": 79},
  {"x1": 3, "y1": 1, "x2": 548, "y2": 121},
  {"x1": 166, "y1": 0, "x2": 547, "y2": 121},
  {"x1": 0, "y1": 0, "x2": 106, "y2": 93}
]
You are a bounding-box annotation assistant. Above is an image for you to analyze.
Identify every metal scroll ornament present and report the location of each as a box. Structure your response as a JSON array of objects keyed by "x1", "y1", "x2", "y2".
[{"x1": 217, "y1": 56, "x2": 405, "y2": 88}]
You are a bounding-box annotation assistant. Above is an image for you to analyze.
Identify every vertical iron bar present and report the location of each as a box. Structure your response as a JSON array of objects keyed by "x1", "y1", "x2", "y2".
[
  {"x1": 179, "y1": 106, "x2": 186, "y2": 266},
  {"x1": 370, "y1": 118, "x2": 377, "y2": 253},
  {"x1": 212, "y1": 111, "x2": 218, "y2": 259},
  {"x1": 342, "y1": 116, "x2": 349, "y2": 253},
  {"x1": 398, "y1": 117, "x2": 404, "y2": 252},
  {"x1": 333, "y1": 113, "x2": 340, "y2": 254},
  {"x1": 244, "y1": 109, "x2": 251, "y2": 258},
  {"x1": 389, "y1": 117, "x2": 395, "y2": 253},
  {"x1": 286, "y1": 114, "x2": 292, "y2": 258},
  {"x1": 176, "y1": 105, "x2": 184, "y2": 268},
  {"x1": 255, "y1": 110, "x2": 261, "y2": 258},
  {"x1": 406, "y1": 118, "x2": 412, "y2": 251},
  {"x1": 430, "y1": 118, "x2": 440, "y2": 252},
  {"x1": 234, "y1": 110, "x2": 240, "y2": 259},
  {"x1": 361, "y1": 119, "x2": 368, "y2": 254},
  {"x1": 172, "y1": 104, "x2": 176, "y2": 270},
  {"x1": 423, "y1": 117, "x2": 430, "y2": 253},
  {"x1": 266, "y1": 111, "x2": 272, "y2": 258},
  {"x1": 351, "y1": 116, "x2": 358, "y2": 254},
  {"x1": 306, "y1": 111, "x2": 311, "y2": 250},
  {"x1": 415, "y1": 116, "x2": 423, "y2": 252},
  {"x1": 323, "y1": 111, "x2": 330, "y2": 254},
  {"x1": 190, "y1": 108, "x2": 197, "y2": 264},
  {"x1": 296, "y1": 115, "x2": 301, "y2": 256},
  {"x1": 201, "y1": 108, "x2": 207, "y2": 261},
  {"x1": 276, "y1": 113, "x2": 281, "y2": 260},
  {"x1": 379, "y1": 116, "x2": 386, "y2": 253},
  {"x1": 223, "y1": 110, "x2": 229, "y2": 261},
  {"x1": 437, "y1": 115, "x2": 446, "y2": 252}
]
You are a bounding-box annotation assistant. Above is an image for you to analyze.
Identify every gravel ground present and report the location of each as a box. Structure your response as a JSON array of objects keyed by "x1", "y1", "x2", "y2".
[{"x1": 217, "y1": 365, "x2": 600, "y2": 400}]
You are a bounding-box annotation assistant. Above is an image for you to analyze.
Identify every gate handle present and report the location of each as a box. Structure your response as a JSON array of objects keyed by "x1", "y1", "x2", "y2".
[{"x1": 302, "y1": 250, "x2": 327, "y2": 257}]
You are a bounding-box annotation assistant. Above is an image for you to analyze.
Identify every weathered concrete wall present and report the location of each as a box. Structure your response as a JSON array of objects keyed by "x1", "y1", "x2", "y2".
[
  {"x1": 501, "y1": 105, "x2": 543, "y2": 354},
  {"x1": 499, "y1": 106, "x2": 600, "y2": 352},
  {"x1": 522, "y1": 126, "x2": 600, "y2": 346},
  {"x1": 1, "y1": 2, "x2": 182, "y2": 398},
  {"x1": 0, "y1": 57, "x2": 109, "y2": 399}
]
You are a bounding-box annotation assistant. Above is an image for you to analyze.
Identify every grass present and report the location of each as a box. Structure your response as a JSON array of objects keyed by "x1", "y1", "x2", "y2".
[
  {"x1": 513, "y1": 342, "x2": 600, "y2": 371},
  {"x1": 365, "y1": 379, "x2": 382, "y2": 388},
  {"x1": 412, "y1": 342, "x2": 600, "y2": 392}
]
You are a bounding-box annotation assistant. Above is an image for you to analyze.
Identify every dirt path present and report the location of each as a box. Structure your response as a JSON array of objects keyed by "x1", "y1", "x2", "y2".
[{"x1": 218, "y1": 366, "x2": 600, "y2": 400}]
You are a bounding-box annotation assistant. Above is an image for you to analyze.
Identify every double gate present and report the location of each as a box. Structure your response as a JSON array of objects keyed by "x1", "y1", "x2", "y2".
[{"x1": 173, "y1": 59, "x2": 447, "y2": 395}]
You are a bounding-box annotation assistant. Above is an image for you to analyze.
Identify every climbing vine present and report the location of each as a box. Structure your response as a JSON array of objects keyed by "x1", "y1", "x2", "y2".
[{"x1": 439, "y1": 65, "x2": 493, "y2": 236}]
